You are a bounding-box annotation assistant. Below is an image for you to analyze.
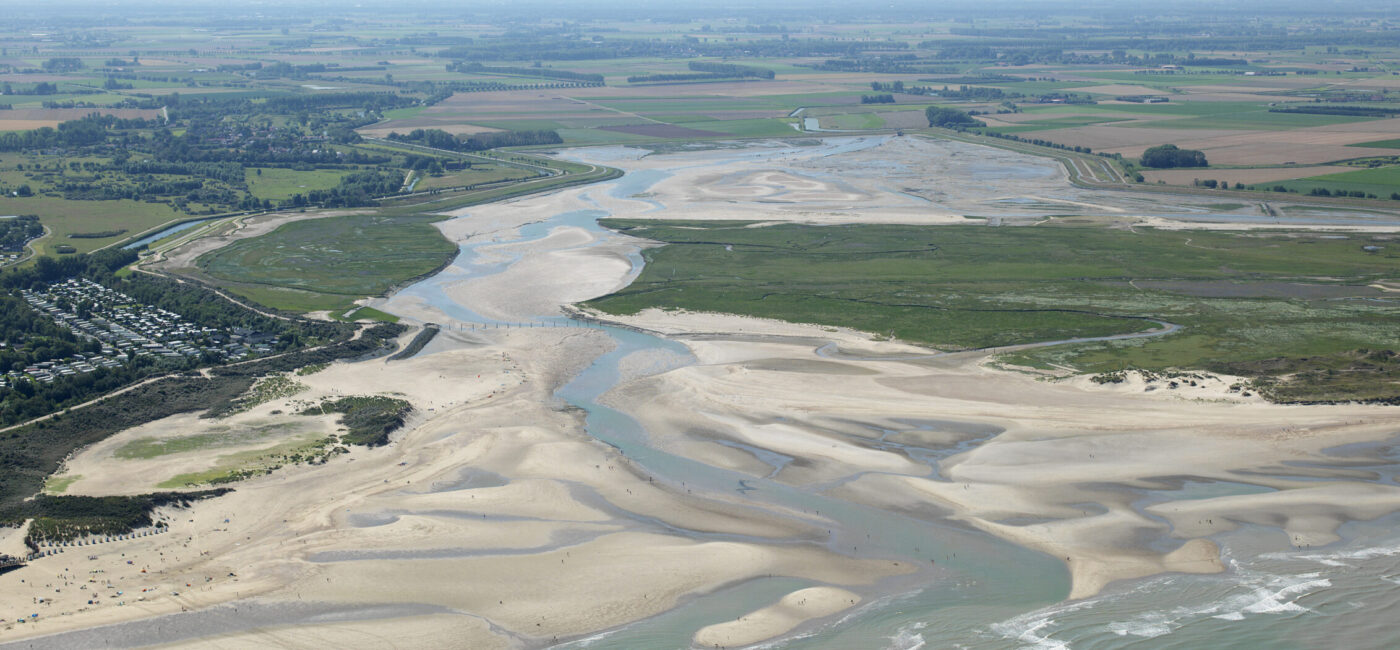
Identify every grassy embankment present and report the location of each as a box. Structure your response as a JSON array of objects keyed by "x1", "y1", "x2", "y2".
[{"x1": 587, "y1": 220, "x2": 1400, "y2": 403}]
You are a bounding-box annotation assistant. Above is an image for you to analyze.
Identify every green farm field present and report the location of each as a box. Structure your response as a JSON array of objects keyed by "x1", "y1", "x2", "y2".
[
  {"x1": 245, "y1": 168, "x2": 353, "y2": 201},
  {"x1": 0, "y1": 193, "x2": 186, "y2": 255},
  {"x1": 412, "y1": 165, "x2": 534, "y2": 191},
  {"x1": 1125, "y1": 111, "x2": 1374, "y2": 130},
  {"x1": 1264, "y1": 166, "x2": 1400, "y2": 198},
  {"x1": 1349, "y1": 139, "x2": 1400, "y2": 150},
  {"x1": 1013, "y1": 101, "x2": 1381, "y2": 130}
]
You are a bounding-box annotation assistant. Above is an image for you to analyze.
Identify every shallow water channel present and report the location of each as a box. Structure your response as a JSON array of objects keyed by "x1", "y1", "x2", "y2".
[
  {"x1": 18, "y1": 138, "x2": 1396, "y2": 650},
  {"x1": 403, "y1": 139, "x2": 1400, "y2": 649},
  {"x1": 377, "y1": 139, "x2": 1079, "y2": 647}
]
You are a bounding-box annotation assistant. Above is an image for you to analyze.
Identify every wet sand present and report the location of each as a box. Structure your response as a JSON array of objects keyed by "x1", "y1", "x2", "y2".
[{"x1": 4, "y1": 136, "x2": 1400, "y2": 648}]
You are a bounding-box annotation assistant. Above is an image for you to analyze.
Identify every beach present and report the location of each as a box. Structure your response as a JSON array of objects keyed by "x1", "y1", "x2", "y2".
[{"x1": 4, "y1": 136, "x2": 1400, "y2": 649}]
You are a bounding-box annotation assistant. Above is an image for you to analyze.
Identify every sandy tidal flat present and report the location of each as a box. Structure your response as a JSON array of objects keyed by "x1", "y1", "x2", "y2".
[{"x1": 5, "y1": 136, "x2": 1400, "y2": 649}]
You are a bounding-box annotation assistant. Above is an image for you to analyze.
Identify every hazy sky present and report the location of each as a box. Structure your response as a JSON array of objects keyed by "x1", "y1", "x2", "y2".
[{"x1": 0, "y1": 0, "x2": 1385, "y2": 18}]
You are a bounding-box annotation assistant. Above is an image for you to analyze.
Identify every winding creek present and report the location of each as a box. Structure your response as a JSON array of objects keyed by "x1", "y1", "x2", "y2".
[
  {"x1": 388, "y1": 138, "x2": 1400, "y2": 648},
  {"x1": 385, "y1": 139, "x2": 1069, "y2": 647},
  {"x1": 13, "y1": 137, "x2": 1398, "y2": 649}
]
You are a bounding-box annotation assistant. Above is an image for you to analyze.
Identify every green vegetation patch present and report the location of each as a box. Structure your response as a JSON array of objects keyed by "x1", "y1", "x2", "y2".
[
  {"x1": 1348, "y1": 139, "x2": 1400, "y2": 150},
  {"x1": 157, "y1": 432, "x2": 338, "y2": 488},
  {"x1": 217, "y1": 284, "x2": 359, "y2": 314},
  {"x1": 388, "y1": 324, "x2": 439, "y2": 361},
  {"x1": 43, "y1": 475, "x2": 81, "y2": 494},
  {"x1": 301, "y1": 395, "x2": 413, "y2": 446},
  {"x1": 245, "y1": 167, "x2": 352, "y2": 201},
  {"x1": 296, "y1": 362, "x2": 331, "y2": 376},
  {"x1": 1012, "y1": 115, "x2": 1138, "y2": 130},
  {"x1": 413, "y1": 165, "x2": 530, "y2": 191},
  {"x1": 202, "y1": 375, "x2": 309, "y2": 419},
  {"x1": 824, "y1": 113, "x2": 887, "y2": 130},
  {"x1": 1129, "y1": 111, "x2": 1375, "y2": 130},
  {"x1": 197, "y1": 213, "x2": 457, "y2": 303},
  {"x1": 556, "y1": 128, "x2": 654, "y2": 145},
  {"x1": 0, "y1": 375, "x2": 256, "y2": 516},
  {"x1": 115, "y1": 421, "x2": 303, "y2": 459},
  {"x1": 589, "y1": 221, "x2": 1400, "y2": 402},
  {"x1": 1218, "y1": 349, "x2": 1400, "y2": 403},
  {"x1": 0, "y1": 193, "x2": 187, "y2": 255},
  {"x1": 342, "y1": 306, "x2": 400, "y2": 323},
  {"x1": 1267, "y1": 166, "x2": 1400, "y2": 199},
  {"x1": 21, "y1": 491, "x2": 229, "y2": 546}
]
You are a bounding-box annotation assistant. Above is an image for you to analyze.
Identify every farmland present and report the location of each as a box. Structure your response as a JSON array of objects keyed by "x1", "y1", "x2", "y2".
[
  {"x1": 2, "y1": 4, "x2": 1400, "y2": 649},
  {"x1": 4, "y1": 2, "x2": 1400, "y2": 277},
  {"x1": 1269, "y1": 165, "x2": 1400, "y2": 198},
  {"x1": 243, "y1": 168, "x2": 352, "y2": 202},
  {"x1": 2, "y1": 3, "x2": 1400, "y2": 361}
]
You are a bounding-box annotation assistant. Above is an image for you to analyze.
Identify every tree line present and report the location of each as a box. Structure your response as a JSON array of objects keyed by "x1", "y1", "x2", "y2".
[
  {"x1": 626, "y1": 72, "x2": 737, "y2": 84},
  {"x1": 446, "y1": 61, "x2": 604, "y2": 84},
  {"x1": 437, "y1": 37, "x2": 906, "y2": 62},
  {"x1": 0, "y1": 117, "x2": 107, "y2": 152},
  {"x1": 687, "y1": 61, "x2": 775, "y2": 79},
  {"x1": 1270, "y1": 105, "x2": 1399, "y2": 117},
  {"x1": 283, "y1": 170, "x2": 405, "y2": 208},
  {"x1": 386, "y1": 128, "x2": 563, "y2": 152}
]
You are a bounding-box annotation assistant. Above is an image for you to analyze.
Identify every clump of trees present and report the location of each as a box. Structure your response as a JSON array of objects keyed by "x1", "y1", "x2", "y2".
[
  {"x1": 1270, "y1": 105, "x2": 1399, "y2": 118},
  {"x1": 687, "y1": 61, "x2": 775, "y2": 79},
  {"x1": 625, "y1": 62, "x2": 775, "y2": 84},
  {"x1": 42, "y1": 57, "x2": 83, "y2": 72},
  {"x1": 445, "y1": 61, "x2": 604, "y2": 84},
  {"x1": 0, "y1": 215, "x2": 43, "y2": 252},
  {"x1": 386, "y1": 128, "x2": 562, "y2": 152},
  {"x1": 301, "y1": 396, "x2": 412, "y2": 446},
  {"x1": 925, "y1": 106, "x2": 984, "y2": 128},
  {"x1": 626, "y1": 72, "x2": 727, "y2": 83},
  {"x1": 1140, "y1": 144, "x2": 1208, "y2": 168}
]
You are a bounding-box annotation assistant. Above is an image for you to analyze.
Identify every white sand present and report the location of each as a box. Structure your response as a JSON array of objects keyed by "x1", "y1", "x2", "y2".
[
  {"x1": 693, "y1": 586, "x2": 861, "y2": 648},
  {"x1": 1, "y1": 324, "x2": 908, "y2": 645},
  {"x1": 600, "y1": 307, "x2": 1400, "y2": 600},
  {"x1": 6, "y1": 136, "x2": 1400, "y2": 647}
]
